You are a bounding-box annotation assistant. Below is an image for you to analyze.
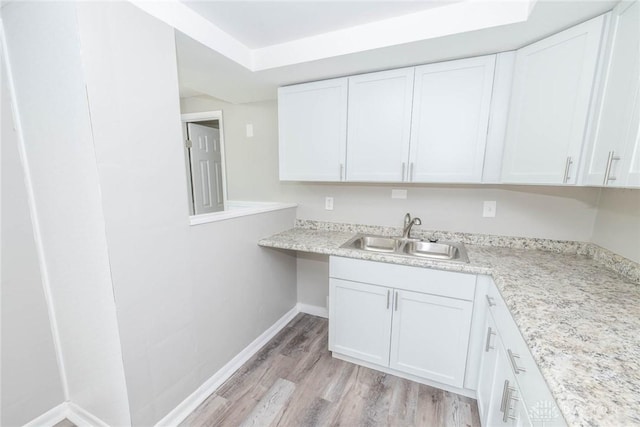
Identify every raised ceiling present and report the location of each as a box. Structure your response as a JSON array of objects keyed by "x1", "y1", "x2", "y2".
[
  {"x1": 131, "y1": 1, "x2": 618, "y2": 104},
  {"x1": 180, "y1": 1, "x2": 464, "y2": 49}
]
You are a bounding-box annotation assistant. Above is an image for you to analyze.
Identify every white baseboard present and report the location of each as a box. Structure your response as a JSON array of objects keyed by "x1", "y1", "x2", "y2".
[
  {"x1": 22, "y1": 403, "x2": 67, "y2": 427},
  {"x1": 22, "y1": 401, "x2": 109, "y2": 427},
  {"x1": 296, "y1": 303, "x2": 328, "y2": 318},
  {"x1": 66, "y1": 402, "x2": 110, "y2": 427},
  {"x1": 154, "y1": 306, "x2": 299, "y2": 427}
]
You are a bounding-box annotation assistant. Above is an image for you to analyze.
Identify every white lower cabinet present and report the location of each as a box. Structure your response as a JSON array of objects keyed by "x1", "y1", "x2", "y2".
[
  {"x1": 329, "y1": 257, "x2": 475, "y2": 388},
  {"x1": 478, "y1": 279, "x2": 566, "y2": 427},
  {"x1": 329, "y1": 278, "x2": 392, "y2": 366},
  {"x1": 389, "y1": 290, "x2": 473, "y2": 387}
]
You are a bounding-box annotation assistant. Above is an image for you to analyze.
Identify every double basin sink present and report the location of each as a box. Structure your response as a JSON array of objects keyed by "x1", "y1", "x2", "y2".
[{"x1": 340, "y1": 234, "x2": 469, "y2": 263}]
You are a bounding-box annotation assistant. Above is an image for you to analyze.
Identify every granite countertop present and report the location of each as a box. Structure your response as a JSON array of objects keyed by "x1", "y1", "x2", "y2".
[{"x1": 258, "y1": 222, "x2": 640, "y2": 427}]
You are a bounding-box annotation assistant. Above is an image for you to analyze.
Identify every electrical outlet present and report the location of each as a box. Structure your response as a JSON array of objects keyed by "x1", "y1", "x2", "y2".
[
  {"x1": 483, "y1": 201, "x2": 497, "y2": 217},
  {"x1": 325, "y1": 197, "x2": 334, "y2": 211},
  {"x1": 391, "y1": 189, "x2": 407, "y2": 199},
  {"x1": 246, "y1": 123, "x2": 254, "y2": 138}
]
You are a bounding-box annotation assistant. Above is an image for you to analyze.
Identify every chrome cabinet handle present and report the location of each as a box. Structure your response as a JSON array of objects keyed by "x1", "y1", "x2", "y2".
[
  {"x1": 485, "y1": 327, "x2": 496, "y2": 352},
  {"x1": 500, "y1": 379, "x2": 510, "y2": 413},
  {"x1": 409, "y1": 162, "x2": 414, "y2": 181},
  {"x1": 386, "y1": 290, "x2": 390, "y2": 309},
  {"x1": 503, "y1": 384, "x2": 519, "y2": 422},
  {"x1": 401, "y1": 162, "x2": 406, "y2": 181},
  {"x1": 508, "y1": 349, "x2": 526, "y2": 374},
  {"x1": 394, "y1": 291, "x2": 399, "y2": 311},
  {"x1": 563, "y1": 156, "x2": 573, "y2": 183},
  {"x1": 340, "y1": 163, "x2": 344, "y2": 181},
  {"x1": 603, "y1": 151, "x2": 621, "y2": 184},
  {"x1": 486, "y1": 295, "x2": 496, "y2": 307}
]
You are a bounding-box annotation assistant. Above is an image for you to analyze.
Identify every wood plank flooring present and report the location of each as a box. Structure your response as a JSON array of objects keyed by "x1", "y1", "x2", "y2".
[{"x1": 181, "y1": 314, "x2": 481, "y2": 427}]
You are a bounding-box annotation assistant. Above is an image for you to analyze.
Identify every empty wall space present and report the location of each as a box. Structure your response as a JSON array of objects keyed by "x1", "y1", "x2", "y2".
[
  {"x1": 592, "y1": 188, "x2": 640, "y2": 263},
  {"x1": 1, "y1": 44, "x2": 65, "y2": 427}
]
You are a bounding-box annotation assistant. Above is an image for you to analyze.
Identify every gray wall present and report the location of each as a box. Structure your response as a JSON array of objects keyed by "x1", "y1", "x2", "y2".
[
  {"x1": 76, "y1": 3, "x2": 297, "y2": 425},
  {"x1": 2, "y1": 3, "x2": 131, "y2": 425},
  {"x1": 1, "y1": 48, "x2": 65, "y2": 427},
  {"x1": 592, "y1": 188, "x2": 640, "y2": 263}
]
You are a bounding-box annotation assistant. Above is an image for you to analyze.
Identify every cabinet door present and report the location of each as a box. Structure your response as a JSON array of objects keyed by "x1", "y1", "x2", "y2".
[
  {"x1": 584, "y1": 2, "x2": 640, "y2": 187},
  {"x1": 618, "y1": 92, "x2": 640, "y2": 187},
  {"x1": 501, "y1": 15, "x2": 605, "y2": 184},
  {"x1": 409, "y1": 55, "x2": 495, "y2": 183},
  {"x1": 486, "y1": 341, "x2": 532, "y2": 427},
  {"x1": 329, "y1": 278, "x2": 393, "y2": 366},
  {"x1": 346, "y1": 68, "x2": 414, "y2": 182},
  {"x1": 477, "y1": 311, "x2": 500, "y2": 424},
  {"x1": 278, "y1": 78, "x2": 347, "y2": 181},
  {"x1": 389, "y1": 289, "x2": 473, "y2": 387}
]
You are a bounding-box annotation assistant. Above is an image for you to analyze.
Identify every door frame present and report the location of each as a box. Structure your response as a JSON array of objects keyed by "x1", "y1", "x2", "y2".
[{"x1": 180, "y1": 110, "x2": 228, "y2": 215}]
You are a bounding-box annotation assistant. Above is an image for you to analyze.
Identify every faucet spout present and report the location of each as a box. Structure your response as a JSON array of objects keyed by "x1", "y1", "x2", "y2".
[{"x1": 402, "y1": 214, "x2": 422, "y2": 239}]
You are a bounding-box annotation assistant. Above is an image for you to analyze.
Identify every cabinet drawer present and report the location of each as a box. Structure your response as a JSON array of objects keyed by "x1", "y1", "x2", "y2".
[{"x1": 330, "y1": 256, "x2": 476, "y2": 300}]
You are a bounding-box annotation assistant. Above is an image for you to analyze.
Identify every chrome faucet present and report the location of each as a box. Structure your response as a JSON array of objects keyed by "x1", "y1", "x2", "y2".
[{"x1": 402, "y1": 213, "x2": 422, "y2": 239}]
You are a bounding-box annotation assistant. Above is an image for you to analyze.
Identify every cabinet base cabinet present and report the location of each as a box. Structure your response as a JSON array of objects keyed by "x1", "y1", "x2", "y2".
[
  {"x1": 478, "y1": 280, "x2": 567, "y2": 427},
  {"x1": 328, "y1": 278, "x2": 392, "y2": 366},
  {"x1": 329, "y1": 257, "x2": 475, "y2": 390},
  {"x1": 389, "y1": 290, "x2": 473, "y2": 388}
]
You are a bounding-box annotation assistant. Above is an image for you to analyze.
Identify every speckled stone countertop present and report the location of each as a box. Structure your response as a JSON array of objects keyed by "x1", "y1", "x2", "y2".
[{"x1": 258, "y1": 221, "x2": 640, "y2": 427}]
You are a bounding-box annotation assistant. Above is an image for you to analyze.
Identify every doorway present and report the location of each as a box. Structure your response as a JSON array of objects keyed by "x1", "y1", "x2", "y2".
[{"x1": 181, "y1": 111, "x2": 227, "y2": 215}]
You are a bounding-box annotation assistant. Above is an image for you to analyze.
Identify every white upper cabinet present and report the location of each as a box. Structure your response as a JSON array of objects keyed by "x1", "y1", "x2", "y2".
[
  {"x1": 583, "y1": 1, "x2": 640, "y2": 188},
  {"x1": 346, "y1": 68, "x2": 414, "y2": 182},
  {"x1": 501, "y1": 15, "x2": 606, "y2": 184},
  {"x1": 278, "y1": 78, "x2": 348, "y2": 181},
  {"x1": 409, "y1": 55, "x2": 496, "y2": 183}
]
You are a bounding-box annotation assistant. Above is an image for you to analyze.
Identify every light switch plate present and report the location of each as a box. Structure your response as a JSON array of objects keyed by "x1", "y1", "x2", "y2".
[
  {"x1": 391, "y1": 189, "x2": 407, "y2": 199},
  {"x1": 483, "y1": 201, "x2": 497, "y2": 217},
  {"x1": 246, "y1": 123, "x2": 254, "y2": 138}
]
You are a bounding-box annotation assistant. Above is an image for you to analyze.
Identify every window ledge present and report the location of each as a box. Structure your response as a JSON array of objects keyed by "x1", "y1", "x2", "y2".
[{"x1": 189, "y1": 201, "x2": 298, "y2": 225}]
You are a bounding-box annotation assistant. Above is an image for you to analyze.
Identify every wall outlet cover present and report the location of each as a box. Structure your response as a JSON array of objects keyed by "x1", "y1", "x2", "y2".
[
  {"x1": 483, "y1": 201, "x2": 497, "y2": 217},
  {"x1": 325, "y1": 197, "x2": 334, "y2": 210},
  {"x1": 391, "y1": 189, "x2": 408, "y2": 199}
]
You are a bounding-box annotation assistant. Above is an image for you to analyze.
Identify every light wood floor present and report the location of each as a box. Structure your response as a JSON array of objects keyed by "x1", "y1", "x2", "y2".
[{"x1": 181, "y1": 313, "x2": 480, "y2": 427}]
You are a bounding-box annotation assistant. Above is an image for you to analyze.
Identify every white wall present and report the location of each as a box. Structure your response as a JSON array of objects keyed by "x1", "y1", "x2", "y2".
[
  {"x1": 592, "y1": 188, "x2": 640, "y2": 263},
  {"x1": 77, "y1": 3, "x2": 297, "y2": 425},
  {"x1": 0, "y1": 47, "x2": 65, "y2": 427},
  {"x1": 2, "y1": 3, "x2": 131, "y2": 425}
]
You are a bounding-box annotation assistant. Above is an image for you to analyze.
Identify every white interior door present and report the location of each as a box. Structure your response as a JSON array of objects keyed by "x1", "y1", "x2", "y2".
[{"x1": 188, "y1": 122, "x2": 224, "y2": 214}]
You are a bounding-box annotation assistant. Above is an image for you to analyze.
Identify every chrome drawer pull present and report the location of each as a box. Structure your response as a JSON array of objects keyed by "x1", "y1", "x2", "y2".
[
  {"x1": 485, "y1": 327, "x2": 496, "y2": 352},
  {"x1": 563, "y1": 156, "x2": 573, "y2": 183},
  {"x1": 503, "y1": 385, "x2": 518, "y2": 422},
  {"x1": 485, "y1": 295, "x2": 496, "y2": 307},
  {"x1": 500, "y1": 379, "x2": 510, "y2": 413},
  {"x1": 386, "y1": 290, "x2": 390, "y2": 309},
  {"x1": 508, "y1": 349, "x2": 526, "y2": 374}
]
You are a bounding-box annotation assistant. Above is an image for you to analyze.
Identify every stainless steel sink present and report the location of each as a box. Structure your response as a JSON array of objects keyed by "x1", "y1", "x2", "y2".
[
  {"x1": 403, "y1": 241, "x2": 462, "y2": 260},
  {"x1": 340, "y1": 234, "x2": 469, "y2": 263},
  {"x1": 350, "y1": 236, "x2": 401, "y2": 253}
]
